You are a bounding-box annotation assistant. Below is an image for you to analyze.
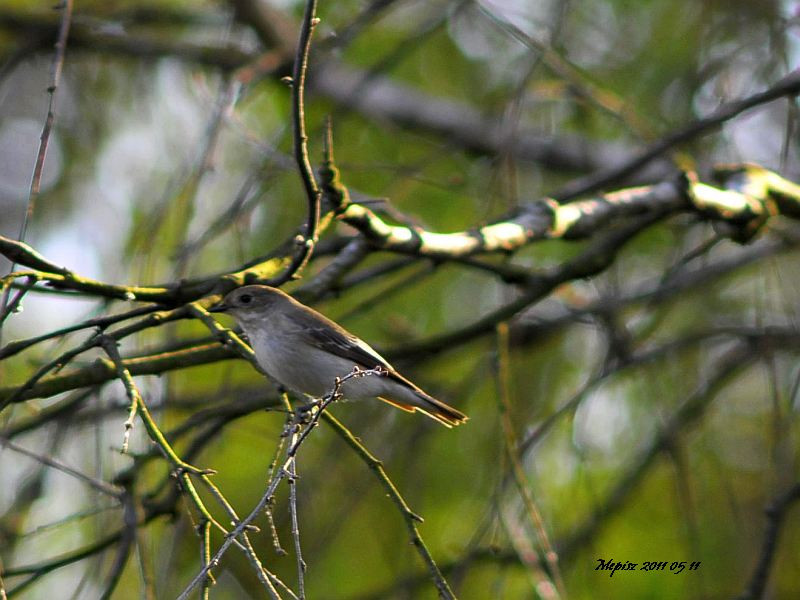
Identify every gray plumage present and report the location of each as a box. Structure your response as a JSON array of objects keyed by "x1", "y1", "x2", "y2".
[{"x1": 210, "y1": 285, "x2": 468, "y2": 427}]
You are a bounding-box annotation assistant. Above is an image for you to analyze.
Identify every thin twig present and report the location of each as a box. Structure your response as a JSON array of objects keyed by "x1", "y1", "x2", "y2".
[
  {"x1": 494, "y1": 322, "x2": 565, "y2": 598},
  {"x1": 0, "y1": 436, "x2": 122, "y2": 499},
  {"x1": 0, "y1": 0, "x2": 73, "y2": 334},
  {"x1": 288, "y1": 425, "x2": 306, "y2": 599},
  {"x1": 199, "y1": 520, "x2": 213, "y2": 600},
  {"x1": 736, "y1": 483, "x2": 800, "y2": 600},
  {"x1": 98, "y1": 334, "x2": 287, "y2": 596},
  {"x1": 98, "y1": 492, "x2": 136, "y2": 600},
  {"x1": 176, "y1": 367, "x2": 384, "y2": 600},
  {"x1": 188, "y1": 302, "x2": 261, "y2": 367},
  {"x1": 296, "y1": 238, "x2": 368, "y2": 300},
  {"x1": 0, "y1": 304, "x2": 159, "y2": 361},
  {"x1": 270, "y1": 407, "x2": 292, "y2": 556},
  {"x1": 0, "y1": 559, "x2": 7, "y2": 600},
  {"x1": 0, "y1": 275, "x2": 37, "y2": 326},
  {"x1": 23, "y1": 0, "x2": 73, "y2": 229},
  {"x1": 555, "y1": 69, "x2": 800, "y2": 200},
  {"x1": 322, "y1": 412, "x2": 457, "y2": 599},
  {"x1": 99, "y1": 336, "x2": 142, "y2": 453},
  {"x1": 277, "y1": 392, "x2": 306, "y2": 597},
  {"x1": 132, "y1": 497, "x2": 157, "y2": 600},
  {"x1": 1, "y1": 304, "x2": 197, "y2": 410},
  {"x1": 277, "y1": 0, "x2": 321, "y2": 283}
]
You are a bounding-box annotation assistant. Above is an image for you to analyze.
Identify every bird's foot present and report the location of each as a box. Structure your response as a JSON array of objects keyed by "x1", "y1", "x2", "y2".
[{"x1": 295, "y1": 400, "x2": 321, "y2": 423}]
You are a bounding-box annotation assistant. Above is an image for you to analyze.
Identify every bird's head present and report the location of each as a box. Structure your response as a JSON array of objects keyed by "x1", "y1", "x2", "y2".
[{"x1": 209, "y1": 285, "x2": 289, "y2": 324}]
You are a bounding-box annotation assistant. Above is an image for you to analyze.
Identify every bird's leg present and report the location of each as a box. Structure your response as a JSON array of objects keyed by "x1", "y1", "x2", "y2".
[
  {"x1": 295, "y1": 398, "x2": 322, "y2": 423},
  {"x1": 278, "y1": 393, "x2": 321, "y2": 437}
]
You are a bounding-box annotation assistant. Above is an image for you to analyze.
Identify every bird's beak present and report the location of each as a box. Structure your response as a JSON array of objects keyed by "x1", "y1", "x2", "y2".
[{"x1": 207, "y1": 302, "x2": 230, "y2": 313}]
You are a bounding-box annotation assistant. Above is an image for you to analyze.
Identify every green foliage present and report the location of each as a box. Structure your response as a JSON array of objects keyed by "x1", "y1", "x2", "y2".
[{"x1": 1, "y1": 0, "x2": 799, "y2": 598}]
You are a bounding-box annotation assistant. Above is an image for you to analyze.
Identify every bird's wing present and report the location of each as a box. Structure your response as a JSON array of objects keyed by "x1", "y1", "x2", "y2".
[
  {"x1": 282, "y1": 298, "x2": 467, "y2": 427},
  {"x1": 286, "y1": 309, "x2": 393, "y2": 371},
  {"x1": 302, "y1": 323, "x2": 436, "y2": 396}
]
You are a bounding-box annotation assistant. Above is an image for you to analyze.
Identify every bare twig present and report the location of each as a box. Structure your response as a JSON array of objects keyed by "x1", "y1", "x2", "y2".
[
  {"x1": 0, "y1": 560, "x2": 7, "y2": 600},
  {"x1": 0, "y1": 0, "x2": 72, "y2": 343},
  {"x1": 322, "y1": 412, "x2": 457, "y2": 600},
  {"x1": 0, "y1": 436, "x2": 122, "y2": 499},
  {"x1": 277, "y1": 0, "x2": 322, "y2": 284},
  {"x1": 100, "y1": 338, "x2": 288, "y2": 598},
  {"x1": 0, "y1": 275, "x2": 37, "y2": 326},
  {"x1": 560, "y1": 345, "x2": 756, "y2": 556},
  {"x1": 23, "y1": 0, "x2": 72, "y2": 229},
  {"x1": 494, "y1": 322, "x2": 565, "y2": 598},
  {"x1": 556, "y1": 69, "x2": 800, "y2": 200},
  {"x1": 176, "y1": 367, "x2": 385, "y2": 600},
  {"x1": 736, "y1": 483, "x2": 800, "y2": 600},
  {"x1": 99, "y1": 336, "x2": 142, "y2": 453},
  {"x1": 199, "y1": 520, "x2": 214, "y2": 600},
  {"x1": 287, "y1": 420, "x2": 306, "y2": 599},
  {"x1": 0, "y1": 304, "x2": 158, "y2": 361},
  {"x1": 98, "y1": 492, "x2": 136, "y2": 600}
]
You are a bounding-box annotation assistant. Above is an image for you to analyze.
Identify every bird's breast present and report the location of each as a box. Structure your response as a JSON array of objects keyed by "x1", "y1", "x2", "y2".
[{"x1": 246, "y1": 329, "x2": 329, "y2": 397}]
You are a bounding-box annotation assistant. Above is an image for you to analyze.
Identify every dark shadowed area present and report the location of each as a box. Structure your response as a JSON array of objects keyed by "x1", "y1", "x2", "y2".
[{"x1": 1, "y1": 1, "x2": 800, "y2": 599}]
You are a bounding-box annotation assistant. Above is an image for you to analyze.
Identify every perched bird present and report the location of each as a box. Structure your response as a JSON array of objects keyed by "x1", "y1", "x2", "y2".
[{"x1": 209, "y1": 285, "x2": 467, "y2": 427}]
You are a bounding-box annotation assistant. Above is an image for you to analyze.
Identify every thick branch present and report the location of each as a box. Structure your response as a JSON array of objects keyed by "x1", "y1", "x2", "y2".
[{"x1": 337, "y1": 166, "x2": 800, "y2": 259}]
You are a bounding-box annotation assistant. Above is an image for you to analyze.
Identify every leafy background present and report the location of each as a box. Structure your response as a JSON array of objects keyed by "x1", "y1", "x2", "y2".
[{"x1": 1, "y1": 0, "x2": 799, "y2": 598}]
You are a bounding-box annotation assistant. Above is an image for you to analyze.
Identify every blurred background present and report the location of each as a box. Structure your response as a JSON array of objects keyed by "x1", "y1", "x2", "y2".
[{"x1": 1, "y1": 0, "x2": 800, "y2": 598}]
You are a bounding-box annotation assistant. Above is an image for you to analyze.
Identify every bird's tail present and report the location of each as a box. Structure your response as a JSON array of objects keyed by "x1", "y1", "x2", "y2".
[{"x1": 379, "y1": 391, "x2": 468, "y2": 427}]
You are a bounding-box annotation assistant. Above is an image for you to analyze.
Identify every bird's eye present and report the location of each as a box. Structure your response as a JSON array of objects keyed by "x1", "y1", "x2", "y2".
[{"x1": 240, "y1": 294, "x2": 253, "y2": 304}]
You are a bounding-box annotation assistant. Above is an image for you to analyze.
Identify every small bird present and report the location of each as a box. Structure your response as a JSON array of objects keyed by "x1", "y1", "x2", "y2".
[{"x1": 209, "y1": 285, "x2": 468, "y2": 427}]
